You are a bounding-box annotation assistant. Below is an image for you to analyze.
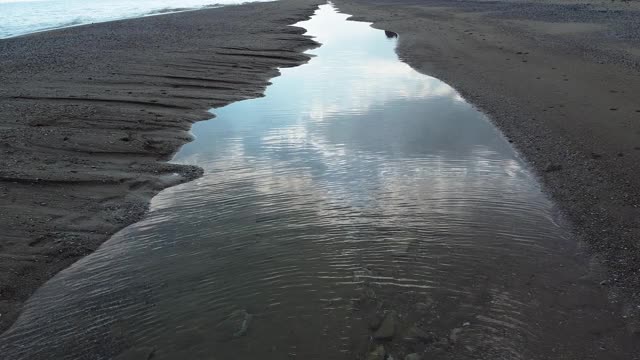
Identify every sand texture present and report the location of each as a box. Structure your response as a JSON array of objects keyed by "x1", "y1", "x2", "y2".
[{"x1": 0, "y1": 0, "x2": 321, "y2": 333}]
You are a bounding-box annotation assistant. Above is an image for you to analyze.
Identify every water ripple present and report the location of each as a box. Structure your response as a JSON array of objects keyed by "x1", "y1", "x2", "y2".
[{"x1": 0, "y1": 4, "x2": 627, "y2": 360}]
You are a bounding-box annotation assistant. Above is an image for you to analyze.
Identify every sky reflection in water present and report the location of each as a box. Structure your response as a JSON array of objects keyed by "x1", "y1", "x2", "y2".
[{"x1": 0, "y1": 5, "x2": 600, "y2": 360}]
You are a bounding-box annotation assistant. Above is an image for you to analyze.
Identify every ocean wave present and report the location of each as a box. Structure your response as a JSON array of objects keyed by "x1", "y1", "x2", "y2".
[
  {"x1": 145, "y1": 7, "x2": 193, "y2": 15},
  {"x1": 0, "y1": 1, "x2": 264, "y2": 39},
  {"x1": 56, "y1": 17, "x2": 89, "y2": 27},
  {"x1": 145, "y1": 3, "x2": 230, "y2": 16}
]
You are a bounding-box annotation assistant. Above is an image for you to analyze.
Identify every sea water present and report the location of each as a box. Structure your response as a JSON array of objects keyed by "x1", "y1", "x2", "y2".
[{"x1": 0, "y1": 0, "x2": 269, "y2": 38}]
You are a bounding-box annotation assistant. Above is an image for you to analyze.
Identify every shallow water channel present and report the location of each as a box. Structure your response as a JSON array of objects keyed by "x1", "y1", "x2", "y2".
[{"x1": 1, "y1": 4, "x2": 636, "y2": 360}]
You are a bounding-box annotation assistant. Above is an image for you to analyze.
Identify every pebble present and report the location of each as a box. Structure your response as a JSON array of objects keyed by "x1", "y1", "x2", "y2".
[
  {"x1": 373, "y1": 311, "x2": 397, "y2": 340},
  {"x1": 114, "y1": 346, "x2": 156, "y2": 360},
  {"x1": 449, "y1": 327, "x2": 463, "y2": 344},
  {"x1": 414, "y1": 298, "x2": 434, "y2": 313},
  {"x1": 403, "y1": 325, "x2": 436, "y2": 344},
  {"x1": 405, "y1": 354, "x2": 422, "y2": 360},
  {"x1": 368, "y1": 314, "x2": 384, "y2": 330},
  {"x1": 544, "y1": 163, "x2": 562, "y2": 172},
  {"x1": 366, "y1": 345, "x2": 386, "y2": 360},
  {"x1": 219, "y1": 309, "x2": 253, "y2": 340}
]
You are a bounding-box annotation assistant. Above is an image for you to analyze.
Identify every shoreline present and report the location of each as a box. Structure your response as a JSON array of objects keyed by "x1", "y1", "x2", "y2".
[
  {"x1": 0, "y1": 0, "x2": 322, "y2": 334},
  {"x1": 1, "y1": 3, "x2": 228, "y2": 40},
  {"x1": 334, "y1": 0, "x2": 640, "y2": 333}
]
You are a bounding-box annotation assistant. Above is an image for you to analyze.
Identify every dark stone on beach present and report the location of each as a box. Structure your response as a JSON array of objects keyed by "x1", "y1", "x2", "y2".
[
  {"x1": 385, "y1": 30, "x2": 398, "y2": 38},
  {"x1": 544, "y1": 163, "x2": 562, "y2": 172},
  {"x1": 374, "y1": 311, "x2": 397, "y2": 340}
]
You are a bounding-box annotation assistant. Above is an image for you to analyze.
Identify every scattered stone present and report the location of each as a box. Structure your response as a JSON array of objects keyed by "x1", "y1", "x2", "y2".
[
  {"x1": 374, "y1": 311, "x2": 397, "y2": 340},
  {"x1": 462, "y1": 321, "x2": 471, "y2": 327},
  {"x1": 366, "y1": 345, "x2": 386, "y2": 360}
]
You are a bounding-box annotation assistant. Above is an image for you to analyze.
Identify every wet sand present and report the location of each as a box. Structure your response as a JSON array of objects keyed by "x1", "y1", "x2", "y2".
[
  {"x1": 334, "y1": 0, "x2": 640, "y2": 334},
  {"x1": 0, "y1": 0, "x2": 321, "y2": 333}
]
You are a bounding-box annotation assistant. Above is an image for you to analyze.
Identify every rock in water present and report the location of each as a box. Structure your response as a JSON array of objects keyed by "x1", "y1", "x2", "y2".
[
  {"x1": 218, "y1": 309, "x2": 253, "y2": 340},
  {"x1": 403, "y1": 325, "x2": 436, "y2": 344},
  {"x1": 414, "y1": 298, "x2": 434, "y2": 313},
  {"x1": 114, "y1": 346, "x2": 156, "y2": 360},
  {"x1": 374, "y1": 311, "x2": 397, "y2": 340},
  {"x1": 366, "y1": 345, "x2": 387, "y2": 360},
  {"x1": 449, "y1": 327, "x2": 463, "y2": 344}
]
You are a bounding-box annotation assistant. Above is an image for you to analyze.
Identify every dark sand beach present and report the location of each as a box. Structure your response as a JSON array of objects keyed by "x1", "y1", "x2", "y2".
[
  {"x1": 0, "y1": 0, "x2": 322, "y2": 333},
  {"x1": 2, "y1": 0, "x2": 640, "y2": 354}
]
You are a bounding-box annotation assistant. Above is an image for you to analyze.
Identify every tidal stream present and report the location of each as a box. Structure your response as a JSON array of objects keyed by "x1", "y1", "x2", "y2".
[{"x1": 1, "y1": 4, "x2": 636, "y2": 360}]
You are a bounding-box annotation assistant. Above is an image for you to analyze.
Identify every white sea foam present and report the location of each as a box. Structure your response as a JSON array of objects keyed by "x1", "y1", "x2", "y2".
[{"x1": 0, "y1": 0, "x2": 265, "y2": 39}]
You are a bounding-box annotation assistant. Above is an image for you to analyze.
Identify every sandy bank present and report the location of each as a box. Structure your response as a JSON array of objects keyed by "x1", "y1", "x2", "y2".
[
  {"x1": 0, "y1": 0, "x2": 321, "y2": 333},
  {"x1": 334, "y1": 0, "x2": 640, "y2": 334}
]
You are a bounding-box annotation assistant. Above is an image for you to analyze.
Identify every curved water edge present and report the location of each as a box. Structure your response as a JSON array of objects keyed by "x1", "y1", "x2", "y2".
[{"x1": 1, "y1": 4, "x2": 636, "y2": 360}]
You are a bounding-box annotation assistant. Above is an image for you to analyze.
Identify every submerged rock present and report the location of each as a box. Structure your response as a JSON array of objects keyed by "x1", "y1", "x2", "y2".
[
  {"x1": 373, "y1": 311, "x2": 397, "y2": 340},
  {"x1": 405, "y1": 353, "x2": 422, "y2": 360},
  {"x1": 403, "y1": 325, "x2": 436, "y2": 344},
  {"x1": 414, "y1": 298, "x2": 434, "y2": 314},
  {"x1": 367, "y1": 345, "x2": 387, "y2": 360},
  {"x1": 449, "y1": 327, "x2": 463, "y2": 344},
  {"x1": 368, "y1": 314, "x2": 384, "y2": 331},
  {"x1": 115, "y1": 346, "x2": 156, "y2": 360},
  {"x1": 218, "y1": 309, "x2": 253, "y2": 340}
]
